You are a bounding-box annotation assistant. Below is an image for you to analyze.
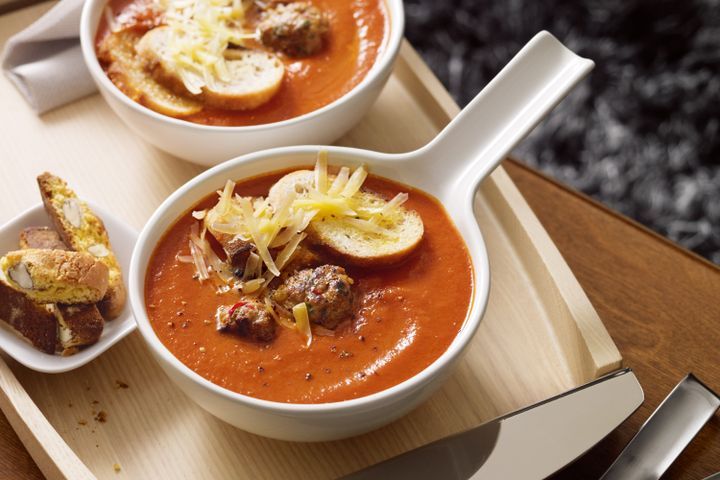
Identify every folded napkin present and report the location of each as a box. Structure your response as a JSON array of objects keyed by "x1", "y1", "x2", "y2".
[{"x1": 1, "y1": 0, "x2": 97, "y2": 114}]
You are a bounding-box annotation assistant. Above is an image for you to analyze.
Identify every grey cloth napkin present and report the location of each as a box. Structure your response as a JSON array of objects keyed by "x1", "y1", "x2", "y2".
[{"x1": 1, "y1": 0, "x2": 97, "y2": 113}]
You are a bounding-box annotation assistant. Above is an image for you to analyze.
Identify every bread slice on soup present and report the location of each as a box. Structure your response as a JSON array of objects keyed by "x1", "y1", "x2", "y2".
[
  {"x1": 268, "y1": 170, "x2": 424, "y2": 267},
  {"x1": 136, "y1": 26, "x2": 285, "y2": 111},
  {"x1": 97, "y1": 29, "x2": 202, "y2": 118}
]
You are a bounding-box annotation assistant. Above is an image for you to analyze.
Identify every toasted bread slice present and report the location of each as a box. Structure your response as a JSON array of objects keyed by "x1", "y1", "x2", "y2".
[
  {"x1": 37, "y1": 173, "x2": 127, "y2": 319},
  {"x1": 137, "y1": 26, "x2": 285, "y2": 110},
  {"x1": 0, "y1": 249, "x2": 109, "y2": 304},
  {"x1": 267, "y1": 170, "x2": 315, "y2": 207},
  {"x1": 309, "y1": 195, "x2": 424, "y2": 266},
  {"x1": 19, "y1": 227, "x2": 69, "y2": 250},
  {"x1": 98, "y1": 30, "x2": 202, "y2": 118},
  {"x1": 0, "y1": 279, "x2": 57, "y2": 354},
  {"x1": 268, "y1": 170, "x2": 424, "y2": 266}
]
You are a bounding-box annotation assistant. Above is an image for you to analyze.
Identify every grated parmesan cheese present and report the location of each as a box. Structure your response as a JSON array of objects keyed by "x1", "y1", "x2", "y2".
[{"x1": 159, "y1": 0, "x2": 257, "y2": 94}]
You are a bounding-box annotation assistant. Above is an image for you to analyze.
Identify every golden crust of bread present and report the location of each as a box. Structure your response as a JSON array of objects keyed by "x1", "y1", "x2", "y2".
[
  {"x1": 137, "y1": 27, "x2": 285, "y2": 110},
  {"x1": 0, "y1": 249, "x2": 109, "y2": 304},
  {"x1": 37, "y1": 173, "x2": 127, "y2": 319},
  {"x1": 98, "y1": 30, "x2": 202, "y2": 118},
  {"x1": 268, "y1": 170, "x2": 425, "y2": 266}
]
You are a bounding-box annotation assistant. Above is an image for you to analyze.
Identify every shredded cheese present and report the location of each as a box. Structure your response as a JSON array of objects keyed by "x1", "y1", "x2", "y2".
[
  {"x1": 195, "y1": 151, "x2": 410, "y2": 297},
  {"x1": 292, "y1": 302, "x2": 312, "y2": 348},
  {"x1": 160, "y1": 0, "x2": 257, "y2": 94}
]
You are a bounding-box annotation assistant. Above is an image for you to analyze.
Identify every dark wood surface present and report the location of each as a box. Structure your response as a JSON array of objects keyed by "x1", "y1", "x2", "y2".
[
  {"x1": 504, "y1": 160, "x2": 720, "y2": 480},
  {"x1": 0, "y1": 160, "x2": 717, "y2": 479}
]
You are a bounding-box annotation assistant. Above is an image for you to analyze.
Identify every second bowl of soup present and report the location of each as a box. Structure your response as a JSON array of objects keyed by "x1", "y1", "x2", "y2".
[{"x1": 80, "y1": 0, "x2": 403, "y2": 165}]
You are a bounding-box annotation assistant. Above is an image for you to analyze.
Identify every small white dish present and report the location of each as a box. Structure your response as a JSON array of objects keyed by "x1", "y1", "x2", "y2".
[{"x1": 0, "y1": 203, "x2": 137, "y2": 373}]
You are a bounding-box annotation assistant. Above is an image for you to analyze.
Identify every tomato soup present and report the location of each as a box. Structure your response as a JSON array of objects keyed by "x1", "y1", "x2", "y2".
[
  {"x1": 96, "y1": 0, "x2": 389, "y2": 126},
  {"x1": 145, "y1": 170, "x2": 473, "y2": 403}
]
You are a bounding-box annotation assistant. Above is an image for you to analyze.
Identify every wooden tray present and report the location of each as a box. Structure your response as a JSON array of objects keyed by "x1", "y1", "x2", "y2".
[{"x1": 0, "y1": 3, "x2": 621, "y2": 478}]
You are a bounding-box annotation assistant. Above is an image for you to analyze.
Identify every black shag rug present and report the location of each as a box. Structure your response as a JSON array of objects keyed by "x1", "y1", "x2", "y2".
[{"x1": 405, "y1": 0, "x2": 720, "y2": 264}]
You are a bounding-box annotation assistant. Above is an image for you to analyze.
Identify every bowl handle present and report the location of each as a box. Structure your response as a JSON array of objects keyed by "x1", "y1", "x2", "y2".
[{"x1": 411, "y1": 31, "x2": 594, "y2": 196}]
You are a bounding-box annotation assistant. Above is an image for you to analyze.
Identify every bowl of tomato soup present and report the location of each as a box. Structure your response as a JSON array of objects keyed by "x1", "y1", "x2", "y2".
[
  {"x1": 129, "y1": 147, "x2": 485, "y2": 441},
  {"x1": 80, "y1": 0, "x2": 403, "y2": 165}
]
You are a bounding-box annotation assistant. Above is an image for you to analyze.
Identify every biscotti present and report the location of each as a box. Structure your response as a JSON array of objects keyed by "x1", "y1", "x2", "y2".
[
  {"x1": 56, "y1": 304, "x2": 104, "y2": 355},
  {"x1": 19, "y1": 227, "x2": 69, "y2": 251},
  {"x1": 0, "y1": 279, "x2": 57, "y2": 354},
  {"x1": 0, "y1": 249, "x2": 109, "y2": 304},
  {"x1": 37, "y1": 173, "x2": 126, "y2": 318},
  {"x1": 19, "y1": 229, "x2": 105, "y2": 354}
]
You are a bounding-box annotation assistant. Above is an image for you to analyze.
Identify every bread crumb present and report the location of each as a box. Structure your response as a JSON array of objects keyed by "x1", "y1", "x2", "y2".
[
  {"x1": 78, "y1": 419, "x2": 87, "y2": 426},
  {"x1": 113, "y1": 463, "x2": 121, "y2": 473},
  {"x1": 94, "y1": 411, "x2": 108, "y2": 423},
  {"x1": 115, "y1": 380, "x2": 129, "y2": 389}
]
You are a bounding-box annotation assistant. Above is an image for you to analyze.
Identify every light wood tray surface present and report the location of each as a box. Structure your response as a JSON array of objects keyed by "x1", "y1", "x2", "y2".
[{"x1": 0, "y1": 3, "x2": 621, "y2": 479}]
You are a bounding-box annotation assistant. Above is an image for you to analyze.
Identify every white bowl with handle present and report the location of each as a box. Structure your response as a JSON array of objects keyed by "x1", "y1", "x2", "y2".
[
  {"x1": 79, "y1": 0, "x2": 405, "y2": 166},
  {"x1": 129, "y1": 32, "x2": 594, "y2": 441}
]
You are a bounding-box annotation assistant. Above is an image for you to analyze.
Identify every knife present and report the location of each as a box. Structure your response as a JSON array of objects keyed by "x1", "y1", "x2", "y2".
[
  {"x1": 600, "y1": 373, "x2": 720, "y2": 480},
  {"x1": 343, "y1": 368, "x2": 643, "y2": 480}
]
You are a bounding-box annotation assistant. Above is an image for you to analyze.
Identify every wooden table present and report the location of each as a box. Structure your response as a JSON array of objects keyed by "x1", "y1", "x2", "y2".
[
  {"x1": 1, "y1": 158, "x2": 717, "y2": 479},
  {"x1": 1, "y1": 4, "x2": 719, "y2": 478}
]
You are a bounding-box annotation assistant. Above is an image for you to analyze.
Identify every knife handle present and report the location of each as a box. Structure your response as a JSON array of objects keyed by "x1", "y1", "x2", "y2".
[{"x1": 600, "y1": 374, "x2": 720, "y2": 480}]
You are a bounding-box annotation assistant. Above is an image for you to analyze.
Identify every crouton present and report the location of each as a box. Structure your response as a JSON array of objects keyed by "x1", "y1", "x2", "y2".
[{"x1": 137, "y1": 26, "x2": 285, "y2": 110}]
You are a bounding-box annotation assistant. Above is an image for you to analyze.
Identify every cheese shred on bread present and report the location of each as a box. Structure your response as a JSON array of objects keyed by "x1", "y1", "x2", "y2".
[
  {"x1": 37, "y1": 173, "x2": 126, "y2": 319},
  {"x1": 0, "y1": 249, "x2": 108, "y2": 304},
  {"x1": 268, "y1": 170, "x2": 424, "y2": 266},
  {"x1": 309, "y1": 194, "x2": 424, "y2": 266},
  {"x1": 137, "y1": 26, "x2": 285, "y2": 110}
]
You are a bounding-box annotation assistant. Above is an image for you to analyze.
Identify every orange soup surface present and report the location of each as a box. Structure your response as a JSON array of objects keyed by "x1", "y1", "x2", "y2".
[
  {"x1": 145, "y1": 171, "x2": 473, "y2": 403},
  {"x1": 96, "y1": 0, "x2": 389, "y2": 126}
]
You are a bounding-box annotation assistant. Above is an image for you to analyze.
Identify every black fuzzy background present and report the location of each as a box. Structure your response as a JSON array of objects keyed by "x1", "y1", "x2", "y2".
[{"x1": 404, "y1": 0, "x2": 720, "y2": 264}]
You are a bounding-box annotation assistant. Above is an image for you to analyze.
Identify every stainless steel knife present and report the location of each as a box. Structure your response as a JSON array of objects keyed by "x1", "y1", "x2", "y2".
[{"x1": 343, "y1": 368, "x2": 643, "y2": 480}]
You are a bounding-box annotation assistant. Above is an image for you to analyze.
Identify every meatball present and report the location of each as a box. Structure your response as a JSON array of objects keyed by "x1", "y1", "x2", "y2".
[
  {"x1": 271, "y1": 265, "x2": 354, "y2": 329},
  {"x1": 217, "y1": 298, "x2": 276, "y2": 342},
  {"x1": 258, "y1": 2, "x2": 329, "y2": 57}
]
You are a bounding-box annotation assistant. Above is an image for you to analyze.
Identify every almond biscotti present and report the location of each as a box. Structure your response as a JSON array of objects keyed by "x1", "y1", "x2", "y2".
[
  {"x1": 55, "y1": 304, "x2": 104, "y2": 355},
  {"x1": 0, "y1": 279, "x2": 57, "y2": 354},
  {"x1": 19, "y1": 228, "x2": 105, "y2": 354},
  {"x1": 19, "y1": 227, "x2": 68, "y2": 251},
  {"x1": 0, "y1": 249, "x2": 109, "y2": 304},
  {"x1": 37, "y1": 173, "x2": 126, "y2": 318}
]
